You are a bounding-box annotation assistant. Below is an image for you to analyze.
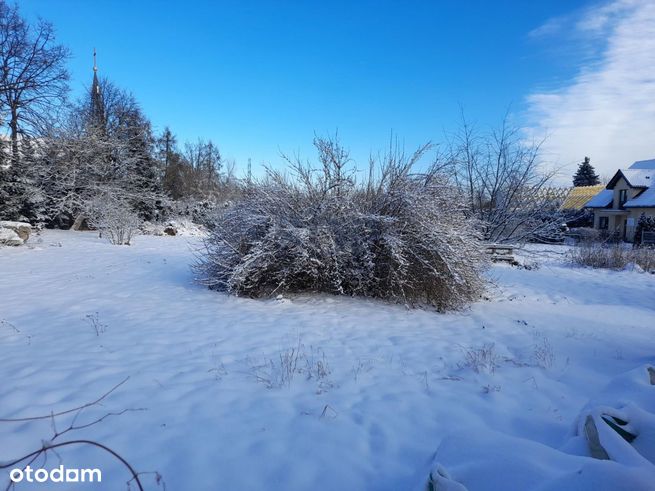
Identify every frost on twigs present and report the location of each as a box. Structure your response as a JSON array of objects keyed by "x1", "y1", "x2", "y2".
[
  {"x1": 87, "y1": 192, "x2": 142, "y2": 246},
  {"x1": 248, "y1": 340, "x2": 334, "y2": 392},
  {"x1": 459, "y1": 343, "x2": 499, "y2": 374},
  {"x1": 196, "y1": 136, "x2": 488, "y2": 311}
]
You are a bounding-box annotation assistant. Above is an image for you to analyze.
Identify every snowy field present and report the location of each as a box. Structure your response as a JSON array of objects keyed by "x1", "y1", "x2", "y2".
[{"x1": 1, "y1": 230, "x2": 654, "y2": 490}]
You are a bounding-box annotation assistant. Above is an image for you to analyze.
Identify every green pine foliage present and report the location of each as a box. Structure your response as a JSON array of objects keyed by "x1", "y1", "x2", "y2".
[
  {"x1": 635, "y1": 213, "x2": 655, "y2": 245},
  {"x1": 573, "y1": 157, "x2": 601, "y2": 187}
]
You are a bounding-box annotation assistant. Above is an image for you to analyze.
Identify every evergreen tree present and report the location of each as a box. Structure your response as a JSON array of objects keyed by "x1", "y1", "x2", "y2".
[
  {"x1": 0, "y1": 137, "x2": 45, "y2": 221},
  {"x1": 157, "y1": 127, "x2": 176, "y2": 173},
  {"x1": 573, "y1": 157, "x2": 600, "y2": 186},
  {"x1": 635, "y1": 213, "x2": 655, "y2": 245},
  {"x1": 157, "y1": 128, "x2": 189, "y2": 199}
]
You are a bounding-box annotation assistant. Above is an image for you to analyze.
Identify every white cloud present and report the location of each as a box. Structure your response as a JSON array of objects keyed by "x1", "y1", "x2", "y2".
[
  {"x1": 525, "y1": 0, "x2": 655, "y2": 181},
  {"x1": 528, "y1": 16, "x2": 566, "y2": 39}
]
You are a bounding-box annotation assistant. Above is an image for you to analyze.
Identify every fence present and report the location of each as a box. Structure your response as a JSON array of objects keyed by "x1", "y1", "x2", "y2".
[{"x1": 642, "y1": 230, "x2": 655, "y2": 245}]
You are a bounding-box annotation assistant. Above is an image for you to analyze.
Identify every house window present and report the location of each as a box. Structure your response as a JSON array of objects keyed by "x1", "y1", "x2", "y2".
[
  {"x1": 619, "y1": 189, "x2": 628, "y2": 207},
  {"x1": 598, "y1": 216, "x2": 609, "y2": 229}
]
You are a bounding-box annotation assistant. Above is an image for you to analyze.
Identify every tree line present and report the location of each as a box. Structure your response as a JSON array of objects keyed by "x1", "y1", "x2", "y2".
[
  {"x1": 0, "y1": 1, "x2": 576, "y2": 246},
  {"x1": 0, "y1": 1, "x2": 235, "y2": 227}
]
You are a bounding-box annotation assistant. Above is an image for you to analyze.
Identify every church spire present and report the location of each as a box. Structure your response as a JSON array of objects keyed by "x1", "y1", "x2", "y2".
[
  {"x1": 92, "y1": 48, "x2": 100, "y2": 95},
  {"x1": 89, "y1": 49, "x2": 105, "y2": 131}
]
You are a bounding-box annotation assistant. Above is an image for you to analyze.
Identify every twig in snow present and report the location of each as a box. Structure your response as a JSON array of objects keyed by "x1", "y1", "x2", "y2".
[{"x1": 0, "y1": 376, "x2": 130, "y2": 423}]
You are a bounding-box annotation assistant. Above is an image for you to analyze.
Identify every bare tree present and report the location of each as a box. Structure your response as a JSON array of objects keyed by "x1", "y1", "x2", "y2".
[
  {"x1": 183, "y1": 139, "x2": 223, "y2": 196},
  {"x1": 0, "y1": 1, "x2": 69, "y2": 162},
  {"x1": 35, "y1": 76, "x2": 165, "y2": 227},
  {"x1": 38, "y1": 114, "x2": 159, "y2": 228},
  {"x1": 446, "y1": 112, "x2": 562, "y2": 243}
]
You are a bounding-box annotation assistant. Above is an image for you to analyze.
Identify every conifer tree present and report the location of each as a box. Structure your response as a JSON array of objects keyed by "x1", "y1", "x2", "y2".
[{"x1": 573, "y1": 157, "x2": 600, "y2": 186}]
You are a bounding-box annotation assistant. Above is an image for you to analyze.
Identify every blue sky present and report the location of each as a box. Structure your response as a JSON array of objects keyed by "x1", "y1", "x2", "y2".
[{"x1": 17, "y1": 0, "x2": 655, "y2": 179}]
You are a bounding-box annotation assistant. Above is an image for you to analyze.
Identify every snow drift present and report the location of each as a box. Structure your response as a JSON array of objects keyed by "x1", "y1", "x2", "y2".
[{"x1": 417, "y1": 364, "x2": 655, "y2": 491}]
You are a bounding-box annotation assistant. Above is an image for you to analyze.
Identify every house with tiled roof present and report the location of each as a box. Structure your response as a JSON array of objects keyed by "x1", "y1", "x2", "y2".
[
  {"x1": 585, "y1": 159, "x2": 655, "y2": 242},
  {"x1": 561, "y1": 184, "x2": 606, "y2": 211}
]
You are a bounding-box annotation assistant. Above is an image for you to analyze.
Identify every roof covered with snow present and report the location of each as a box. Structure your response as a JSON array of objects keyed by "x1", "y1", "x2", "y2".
[
  {"x1": 623, "y1": 159, "x2": 655, "y2": 206},
  {"x1": 584, "y1": 188, "x2": 614, "y2": 208},
  {"x1": 606, "y1": 159, "x2": 655, "y2": 190},
  {"x1": 618, "y1": 169, "x2": 654, "y2": 188},
  {"x1": 624, "y1": 186, "x2": 655, "y2": 208},
  {"x1": 629, "y1": 159, "x2": 655, "y2": 170}
]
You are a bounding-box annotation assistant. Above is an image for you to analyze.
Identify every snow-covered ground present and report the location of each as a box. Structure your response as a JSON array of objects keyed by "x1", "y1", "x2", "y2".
[{"x1": 1, "y1": 231, "x2": 654, "y2": 490}]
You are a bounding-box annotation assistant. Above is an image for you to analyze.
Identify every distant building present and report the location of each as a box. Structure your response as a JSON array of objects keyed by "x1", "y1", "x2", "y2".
[
  {"x1": 560, "y1": 184, "x2": 606, "y2": 211},
  {"x1": 585, "y1": 159, "x2": 655, "y2": 242}
]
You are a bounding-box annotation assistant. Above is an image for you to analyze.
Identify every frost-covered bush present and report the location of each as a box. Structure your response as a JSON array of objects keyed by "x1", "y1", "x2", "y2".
[
  {"x1": 569, "y1": 242, "x2": 630, "y2": 269},
  {"x1": 196, "y1": 137, "x2": 488, "y2": 310},
  {"x1": 566, "y1": 227, "x2": 601, "y2": 244},
  {"x1": 88, "y1": 194, "x2": 142, "y2": 245},
  {"x1": 460, "y1": 343, "x2": 499, "y2": 373},
  {"x1": 568, "y1": 242, "x2": 655, "y2": 271},
  {"x1": 632, "y1": 247, "x2": 655, "y2": 272},
  {"x1": 168, "y1": 198, "x2": 224, "y2": 228}
]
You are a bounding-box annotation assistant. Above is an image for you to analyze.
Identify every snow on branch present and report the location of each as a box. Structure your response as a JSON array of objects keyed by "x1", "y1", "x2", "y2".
[{"x1": 196, "y1": 135, "x2": 488, "y2": 311}]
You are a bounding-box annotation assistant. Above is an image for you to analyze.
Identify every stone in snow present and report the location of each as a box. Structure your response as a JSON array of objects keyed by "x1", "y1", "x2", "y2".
[
  {"x1": 0, "y1": 221, "x2": 31, "y2": 241},
  {"x1": 0, "y1": 228, "x2": 24, "y2": 246}
]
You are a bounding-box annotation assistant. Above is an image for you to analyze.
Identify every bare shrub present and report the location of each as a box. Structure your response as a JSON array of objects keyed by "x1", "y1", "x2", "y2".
[
  {"x1": 85, "y1": 312, "x2": 107, "y2": 336},
  {"x1": 196, "y1": 136, "x2": 488, "y2": 311},
  {"x1": 566, "y1": 227, "x2": 601, "y2": 244},
  {"x1": 249, "y1": 341, "x2": 333, "y2": 390},
  {"x1": 482, "y1": 384, "x2": 501, "y2": 394},
  {"x1": 568, "y1": 242, "x2": 625, "y2": 269},
  {"x1": 568, "y1": 242, "x2": 655, "y2": 271},
  {"x1": 305, "y1": 346, "x2": 332, "y2": 382},
  {"x1": 352, "y1": 358, "x2": 376, "y2": 381},
  {"x1": 88, "y1": 193, "x2": 142, "y2": 245},
  {"x1": 532, "y1": 335, "x2": 555, "y2": 369},
  {"x1": 0, "y1": 377, "x2": 156, "y2": 491},
  {"x1": 460, "y1": 343, "x2": 499, "y2": 374},
  {"x1": 632, "y1": 246, "x2": 655, "y2": 272}
]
